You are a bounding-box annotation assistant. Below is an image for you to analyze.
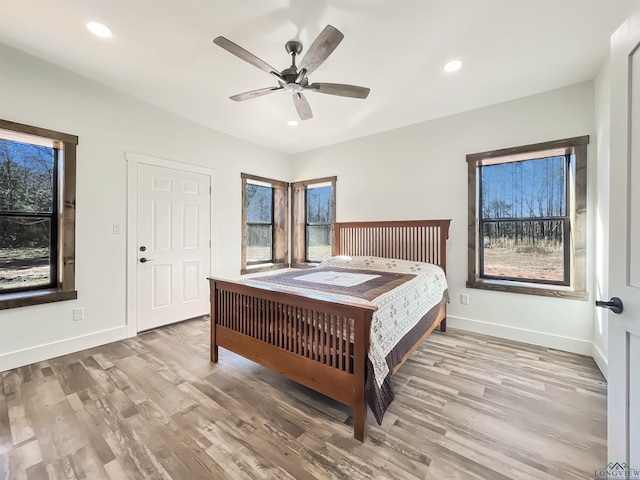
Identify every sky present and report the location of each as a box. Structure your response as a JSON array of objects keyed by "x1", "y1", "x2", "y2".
[{"x1": 481, "y1": 155, "x2": 568, "y2": 219}]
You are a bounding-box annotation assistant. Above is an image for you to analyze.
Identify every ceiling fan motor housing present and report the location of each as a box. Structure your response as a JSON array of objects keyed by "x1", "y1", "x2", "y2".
[{"x1": 284, "y1": 82, "x2": 304, "y2": 93}]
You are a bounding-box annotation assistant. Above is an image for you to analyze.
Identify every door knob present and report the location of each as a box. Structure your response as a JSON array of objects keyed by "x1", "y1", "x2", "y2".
[
  {"x1": 595, "y1": 297, "x2": 623, "y2": 314},
  {"x1": 139, "y1": 257, "x2": 154, "y2": 263}
]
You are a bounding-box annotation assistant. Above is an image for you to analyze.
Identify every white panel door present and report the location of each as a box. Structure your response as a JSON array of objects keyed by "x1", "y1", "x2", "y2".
[
  {"x1": 606, "y1": 12, "x2": 640, "y2": 467},
  {"x1": 137, "y1": 163, "x2": 210, "y2": 331}
]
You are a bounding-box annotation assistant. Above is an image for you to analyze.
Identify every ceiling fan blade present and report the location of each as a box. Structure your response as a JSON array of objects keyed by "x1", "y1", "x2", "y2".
[
  {"x1": 293, "y1": 93, "x2": 313, "y2": 120},
  {"x1": 213, "y1": 36, "x2": 279, "y2": 75},
  {"x1": 298, "y1": 25, "x2": 344, "y2": 75},
  {"x1": 230, "y1": 86, "x2": 283, "y2": 101},
  {"x1": 305, "y1": 82, "x2": 370, "y2": 99},
  {"x1": 294, "y1": 68, "x2": 307, "y2": 84}
]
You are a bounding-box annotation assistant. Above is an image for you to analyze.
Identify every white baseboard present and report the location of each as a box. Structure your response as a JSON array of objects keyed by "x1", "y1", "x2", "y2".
[
  {"x1": 1, "y1": 319, "x2": 605, "y2": 375},
  {"x1": 447, "y1": 316, "x2": 593, "y2": 356},
  {"x1": 0, "y1": 326, "x2": 128, "y2": 372},
  {"x1": 591, "y1": 342, "x2": 608, "y2": 379}
]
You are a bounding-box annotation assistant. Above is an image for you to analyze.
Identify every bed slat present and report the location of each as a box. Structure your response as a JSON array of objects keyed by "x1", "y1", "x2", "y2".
[{"x1": 212, "y1": 283, "x2": 371, "y2": 376}]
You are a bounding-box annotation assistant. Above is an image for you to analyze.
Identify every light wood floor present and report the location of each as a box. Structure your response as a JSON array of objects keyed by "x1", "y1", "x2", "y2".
[{"x1": 0, "y1": 317, "x2": 607, "y2": 480}]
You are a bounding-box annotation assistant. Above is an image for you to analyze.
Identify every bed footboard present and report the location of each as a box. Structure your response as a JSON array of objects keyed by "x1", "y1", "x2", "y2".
[{"x1": 209, "y1": 278, "x2": 377, "y2": 441}]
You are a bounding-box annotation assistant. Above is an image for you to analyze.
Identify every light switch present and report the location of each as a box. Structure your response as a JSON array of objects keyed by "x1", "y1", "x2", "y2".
[{"x1": 113, "y1": 224, "x2": 122, "y2": 235}]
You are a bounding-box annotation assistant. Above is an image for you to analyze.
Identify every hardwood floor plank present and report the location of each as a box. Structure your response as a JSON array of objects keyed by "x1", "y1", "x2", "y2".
[
  {"x1": 45, "y1": 455, "x2": 80, "y2": 480},
  {"x1": 0, "y1": 385, "x2": 12, "y2": 456},
  {"x1": 227, "y1": 421, "x2": 321, "y2": 480},
  {"x1": 125, "y1": 413, "x2": 204, "y2": 480},
  {"x1": 86, "y1": 396, "x2": 170, "y2": 479},
  {"x1": 15, "y1": 440, "x2": 41, "y2": 473},
  {"x1": 425, "y1": 458, "x2": 486, "y2": 480},
  {"x1": 69, "y1": 445, "x2": 110, "y2": 480},
  {"x1": 257, "y1": 422, "x2": 350, "y2": 480},
  {"x1": 482, "y1": 385, "x2": 607, "y2": 440},
  {"x1": 25, "y1": 462, "x2": 48, "y2": 480},
  {"x1": 0, "y1": 318, "x2": 607, "y2": 480},
  {"x1": 2, "y1": 372, "x2": 22, "y2": 400},
  {"x1": 72, "y1": 408, "x2": 115, "y2": 466},
  {"x1": 371, "y1": 422, "x2": 514, "y2": 480},
  {"x1": 113, "y1": 357, "x2": 195, "y2": 417},
  {"x1": 7, "y1": 405, "x2": 34, "y2": 446},
  {"x1": 298, "y1": 435, "x2": 378, "y2": 479},
  {"x1": 337, "y1": 435, "x2": 429, "y2": 480},
  {"x1": 1, "y1": 438, "x2": 43, "y2": 480},
  {"x1": 441, "y1": 428, "x2": 569, "y2": 480},
  {"x1": 199, "y1": 418, "x2": 296, "y2": 480},
  {"x1": 101, "y1": 367, "x2": 147, "y2": 407},
  {"x1": 102, "y1": 458, "x2": 129, "y2": 480}
]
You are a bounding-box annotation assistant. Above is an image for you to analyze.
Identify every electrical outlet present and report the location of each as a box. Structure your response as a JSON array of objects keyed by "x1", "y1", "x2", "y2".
[
  {"x1": 73, "y1": 307, "x2": 84, "y2": 321},
  {"x1": 460, "y1": 294, "x2": 470, "y2": 305}
]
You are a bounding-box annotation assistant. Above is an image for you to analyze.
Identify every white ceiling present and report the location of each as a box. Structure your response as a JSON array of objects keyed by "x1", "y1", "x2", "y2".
[{"x1": 1, "y1": 1, "x2": 638, "y2": 154}]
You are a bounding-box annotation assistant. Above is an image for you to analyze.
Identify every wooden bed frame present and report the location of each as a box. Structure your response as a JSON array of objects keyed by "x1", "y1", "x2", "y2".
[{"x1": 209, "y1": 219, "x2": 450, "y2": 441}]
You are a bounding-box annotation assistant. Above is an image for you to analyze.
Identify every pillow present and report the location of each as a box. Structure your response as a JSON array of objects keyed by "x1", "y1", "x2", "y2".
[{"x1": 320, "y1": 255, "x2": 441, "y2": 275}]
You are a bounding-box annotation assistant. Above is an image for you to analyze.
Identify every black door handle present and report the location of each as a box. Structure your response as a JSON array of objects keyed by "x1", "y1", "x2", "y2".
[
  {"x1": 139, "y1": 257, "x2": 154, "y2": 263},
  {"x1": 595, "y1": 297, "x2": 623, "y2": 314}
]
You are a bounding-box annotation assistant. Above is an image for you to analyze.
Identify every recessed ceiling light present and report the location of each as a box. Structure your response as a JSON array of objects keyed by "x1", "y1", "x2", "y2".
[
  {"x1": 287, "y1": 120, "x2": 298, "y2": 127},
  {"x1": 443, "y1": 60, "x2": 462, "y2": 72},
  {"x1": 87, "y1": 21, "x2": 113, "y2": 38}
]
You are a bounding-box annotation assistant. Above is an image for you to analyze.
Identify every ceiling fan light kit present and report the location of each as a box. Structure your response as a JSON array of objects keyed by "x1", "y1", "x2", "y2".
[{"x1": 213, "y1": 25, "x2": 370, "y2": 121}]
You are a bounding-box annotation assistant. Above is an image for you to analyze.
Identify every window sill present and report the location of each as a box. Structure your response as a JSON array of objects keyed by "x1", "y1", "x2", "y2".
[
  {"x1": 0, "y1": 289, "x2": 78, "y2": 310},
  {"x1": 241, "y1": 263, "x2": 289, "y2": 275},
  {"x1": 466, "y1": 279, "x2": 588, "y2": 300}
]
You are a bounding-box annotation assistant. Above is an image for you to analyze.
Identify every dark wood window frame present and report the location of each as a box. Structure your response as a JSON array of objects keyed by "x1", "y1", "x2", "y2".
[
  {"x1": 291, "y1": 176, "x2": 336, "y2": 268},
  {"x1": 0, "y1": 119, "x2": 78, "y2": 310},
  {"x1": 466, "y1": 136, "x2": 588, "y2": 300},
  {"x1": 241, "y1": 173, "x2": 289, "y2": 274},
  {"x1": 246, "y1": 183, "x2": 274, "y2": 266}
]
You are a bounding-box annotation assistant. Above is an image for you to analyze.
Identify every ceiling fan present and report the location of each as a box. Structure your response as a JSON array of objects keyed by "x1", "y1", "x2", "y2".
[{"x1": 213, "y1": 25, "x2": 370, "y2": 121}]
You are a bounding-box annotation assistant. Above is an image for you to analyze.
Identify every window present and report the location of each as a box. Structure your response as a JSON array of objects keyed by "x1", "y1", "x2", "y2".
[
  {"x1": 241, "y1": 173, "x2": 288, "y2": 274},
  {"x1": 0, "y1": 119, "x2": 78, "y2": 309},
  {"x1": 466, "y1": 136, "x2": 588, "y2": 299},
  {"x1": 291, "y1": 176, "x2": 336, "y2": 267},
  {"x1": 246, "y1": 182, "x2": 273, "y2": 264}
]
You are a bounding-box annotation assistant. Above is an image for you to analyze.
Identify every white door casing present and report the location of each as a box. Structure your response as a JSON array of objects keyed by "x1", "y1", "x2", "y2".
[
  {"x1": 607, "y1": 12, "x2": 640, "y2": 466},
  {"x1": 126, "y1": 152, "x2": 214, "y2": 335}
]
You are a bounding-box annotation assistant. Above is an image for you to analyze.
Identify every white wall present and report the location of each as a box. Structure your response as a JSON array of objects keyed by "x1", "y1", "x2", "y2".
[
  {"x1": 291, "y1": 81, "x2": 597, "y2": 355},
  {"x1": 0, "y1": 43, "x2": 602, "y2": 370},
  {"x1": 593, "y1": 60, "x2": 611, "y2": 377},
  {"x1": 0, "y1": 44, "x2": 290, "y2": 371}
]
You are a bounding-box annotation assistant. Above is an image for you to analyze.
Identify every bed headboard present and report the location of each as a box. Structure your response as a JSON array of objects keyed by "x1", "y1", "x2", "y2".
[{"x1": 333, "y1": 219, "x2": 451, "y2": 272}]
